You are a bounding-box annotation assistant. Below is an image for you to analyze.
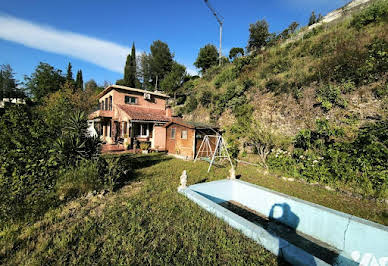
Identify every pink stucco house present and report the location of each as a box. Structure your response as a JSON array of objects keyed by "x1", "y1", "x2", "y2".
[{"x1": 88, "y1": 85, "x2": 172, "y2": 151}]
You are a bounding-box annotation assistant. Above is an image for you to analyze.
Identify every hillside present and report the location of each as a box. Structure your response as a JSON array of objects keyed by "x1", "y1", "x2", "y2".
[
  {"x1": 179, "y1": 0, "x2": 387, "y2": 134},
  {"x1": 175, "y1": 0, "x2": 388, "y2": 198}
]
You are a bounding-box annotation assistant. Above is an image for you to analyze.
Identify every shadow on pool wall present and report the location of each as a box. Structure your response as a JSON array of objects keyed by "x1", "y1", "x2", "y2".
[{"x1": 180, "y1": 179, "x2": 388, "y2": 266}]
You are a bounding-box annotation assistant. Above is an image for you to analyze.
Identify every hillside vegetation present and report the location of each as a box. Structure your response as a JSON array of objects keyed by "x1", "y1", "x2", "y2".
[{"x1": 177, "y1": 0, "x2": 388, "y2": 198}]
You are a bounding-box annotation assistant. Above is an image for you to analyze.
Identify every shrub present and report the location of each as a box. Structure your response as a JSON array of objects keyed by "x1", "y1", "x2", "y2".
[
  {"x1": 351, "y1": 0, "x2": 388, "y2": 29},
  {"x1": 233, "y1": 56, "x2": 251, "y2": 74},
  {"x1": 0, "y1": 106, "x2": 59, "y2": 222},
  {"x1": 213, "y1": 68, "x2": 238, "y2": 89},
  {"x1": 183, "y1": 95, "x2": 198, "y2": 113},
  {"x1": 373, "y1": 83, "x2": 388, "y2": 98},
  {"x1": 316, "y1": 84, "x2": 347, "y2": 111},
  {"x1": 56, "y1": 159, "x2": 103, "y2": 200},
  {"x1": 199, "y1": 91, "x2": 213, "y2": 107},
  {"x1": 140, "y1": 142, "x2": 150, "y2": 150}
]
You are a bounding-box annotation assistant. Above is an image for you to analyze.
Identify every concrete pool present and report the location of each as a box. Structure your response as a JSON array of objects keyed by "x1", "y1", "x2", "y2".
[{"x1": 179, "y1": 179, "x2": 388, "y2": 265}]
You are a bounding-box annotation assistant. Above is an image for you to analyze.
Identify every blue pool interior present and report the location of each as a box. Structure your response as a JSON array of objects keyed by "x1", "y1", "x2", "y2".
[{"x1": 181, "y1": 179, "x2": 388, "y2": 266}]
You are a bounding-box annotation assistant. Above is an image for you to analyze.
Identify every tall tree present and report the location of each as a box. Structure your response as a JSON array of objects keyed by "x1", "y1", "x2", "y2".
[
  {"x1": 194, "y1": 44, "x2": 219, "y2": 73},
  {"x1": 25, "y1": 62, "x2": 65, "y2": 102},
  {"x1": 160, "y1": 62, "x2": 186, "y2": 96},
  {"x1": 138, "y1": 52, "x2": 153, "y2": 90},
  {"x1": 150, "y1": 40, "x2": 173, "y2": 89},
  {"x1": 123, "y1": 43, "x2": 137, "y2": 87},
  {"x1": 0, "y1": 64, "x2": 22, "y2": 100},
  {"x1": 66, "y1": 62, "x2": 73, "y2": 82},
  {"x1": 75, "y1": 70, "x2": 84, "y2": 90},
  {"x1": 229, "y1": 47, "x2": 245, "y2": 61},
  {"x1": 247, "y1": 19, "x2": 270, "y2": 53},
  {"x1": 309, "y1": 11, "x2": 317, "y2": 26}
]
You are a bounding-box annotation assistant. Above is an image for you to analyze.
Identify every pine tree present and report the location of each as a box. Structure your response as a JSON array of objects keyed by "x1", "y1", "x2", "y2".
[
  {"x1": 308, "y1": 11, "x2": 317, "y2": 26},
  {"x1": 123, "y1": 43, "x2": 137, "y2": 87},
  {"x1": 75, "y1": 70, "x2": 84, "y2": 90},
  {"x1": 66, "y1": 62, "x2": 73, "y2": 81}
]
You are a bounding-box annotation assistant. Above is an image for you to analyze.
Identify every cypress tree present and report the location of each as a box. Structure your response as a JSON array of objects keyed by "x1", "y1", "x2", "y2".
[
  {"x1": 66, "y1": 62, "x2": 73, "y2": 81},
  {"x1": 75, "y1": 70, "x2": 84, "y2": 90},
  {"x1": 123, "y1": 43, "x2": 137, "y2": 87}
]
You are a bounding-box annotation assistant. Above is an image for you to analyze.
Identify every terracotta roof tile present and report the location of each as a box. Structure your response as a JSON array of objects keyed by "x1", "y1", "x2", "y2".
[{"x1": 117, "y1": 104, "x2": 170, "y2": 122}]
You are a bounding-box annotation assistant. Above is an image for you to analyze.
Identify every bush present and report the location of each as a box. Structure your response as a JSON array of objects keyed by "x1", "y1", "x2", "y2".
[
  {"x1": 0, "y1": 106, "x2": 59, "y2": 222},
  {"x1": 56, "y1": 160, "x2": 103, "y2": 200},
  {"x1": 351, "y1": 0, "x2": 388, "y2": 29},
  {"x1": 199, "y1": 91, "x2": 213, "y2": 107},
  {"x1": 140, "y1": 142, "x2": 150, "y2": 150},
  {"x1": 183, "y1": 95, "x2": 198, "y2": 113},
  {"x1": 316, "y1": 84, "x2": 347, "y2": 112},
  {"x1": 373, "y1": 83, "x2": 388, "y2": 98},
  {"x1": 213, "y1": 68, "x2": 238, "y2": 89}
]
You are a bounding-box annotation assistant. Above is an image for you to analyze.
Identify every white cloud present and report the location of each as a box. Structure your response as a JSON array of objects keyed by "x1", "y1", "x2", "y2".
[{"x1": 0, "y1": 14, "x2": 131, "y2": 73}]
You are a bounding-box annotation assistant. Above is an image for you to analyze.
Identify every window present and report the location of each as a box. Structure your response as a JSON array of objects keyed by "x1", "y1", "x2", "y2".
[
  {"x1": 181, "y1": 130, "x2": 188, "y2": 139},
  {"x1": 109, "y1": 96, "x2": 112, "y2": 110},
  {"x1": 125, "y1": 96, "x2": 137, "y2": 104},
  {"x1": 171, "y1": 128, "x2": 176, "y2": 139},
  {"x1": 134, "y1": 123, "x2": 150, "y2": 137},
  {"x1": 109, "y1": 121, "x2": 112, "y2": 137},
  {"x1": 105, "y1": 98, "x2": 108, "y2": 110}
]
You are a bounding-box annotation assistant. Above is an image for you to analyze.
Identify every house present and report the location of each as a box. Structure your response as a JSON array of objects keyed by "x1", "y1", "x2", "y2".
[
  {"x1": 88, "y1": 85, "x2": 172, "y2": 150},
  {"x1": 88, "y1": 85, "x2": 218, "y2": 158},
  {"x1": 164, "y1": 119, "x2": 218, "y2": 160}
]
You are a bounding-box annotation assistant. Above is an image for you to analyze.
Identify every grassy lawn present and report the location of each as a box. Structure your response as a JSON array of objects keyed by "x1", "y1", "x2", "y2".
[
  {"x1": 1, "y1": 153, "x2": 386, "y2": 265},
  {"x1": 0, "y1": 154, "x2": 282, "y2": 265}
]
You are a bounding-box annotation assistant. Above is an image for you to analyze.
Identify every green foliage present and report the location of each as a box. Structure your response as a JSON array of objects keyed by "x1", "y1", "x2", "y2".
[
  {"x1": 150, "y1": 40, "x2": 174, "y2": 89},
  {"x1": 160, "y1": 62, "x2": 186, "y2": 95},
  {"x1": 373, "y1": 83, "x2": 388, "y2": 98},
  {"x1": 194, "y1": 44, "x2": 219, "y2": 73},
  {"x1": 0, "y1": 106, "x2": 58, "y2": 222},
  {"x1": 294, "y1": 119, "x2": 344, "y2": 151},
  {"x1": 272, "y1": 120, "x2": 388, "y2": 197},
  {"x1": 183, "y1": 95, "x2": 198, "y2": 113},
  {"x1": 0, "y1": 64, "x2": 24, "y2": 100},
  {"x1": 140, "y1": 142, "x2": 150, "y2": 150},
  {"x1": 363, "y1": 38, "x2": 388, "y2": 79},
  {"x1": 56, "y1": 160, "x2": 103, "y2": 200},
  {"x1": 233, "y1": 56, "x2": 252, "y2": 74},
  {"x1": 316, "y1": 84, "x2": 347, "y2": 111},
  {"x1": 54, "y1": 111, "x2": 102, "y2": 166},
  {"x1": 25, "y1": 62, "x2": 65, "y2": 102},
  {"x1": 280, "y1": 22, "x2": 299, "y2": 40},
  {"x1": 75, "y1": 70, "x2": 83, "y2": 90},
  {"x1": 66, "y1": 62, "x2": 73, "y2": 82},
  {"x1": 248, "y1": 19, "x2": 270, "y2": 52},
  {"x1": 213, "y1": 67, "x2": 238, "y2": 88},
  {"x1": 309, "y1": 11, "x2": 317, "y2": 26},
  {"x1": 351, "y1": 0, "x2": 388, "y2": 29},
  {"x1": 199, "y1": 91, "x2": 213, "y2": 107},
  {"x1": 229, "y1": 47, "x2": 244, "y2": 60},
  {"x1": 123, "y1": 43, "x2": 138, "y2": 88}
]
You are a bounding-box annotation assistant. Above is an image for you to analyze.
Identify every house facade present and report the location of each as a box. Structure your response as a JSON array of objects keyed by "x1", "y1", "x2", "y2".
[
  {"x1": 89, "y1": 85, "x2": 171, "y2": 150},
  {"x1": 89, "y1": 85, "x2": 218, "y2": 158}
]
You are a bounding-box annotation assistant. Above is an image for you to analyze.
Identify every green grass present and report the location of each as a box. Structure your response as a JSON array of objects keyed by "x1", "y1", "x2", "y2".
[
  {"x1": 1, "y1": 154, "x2": 387, "y2": 265},
  {"x1": 0, "y1": 154, "x2": 282, "y2": 265}
]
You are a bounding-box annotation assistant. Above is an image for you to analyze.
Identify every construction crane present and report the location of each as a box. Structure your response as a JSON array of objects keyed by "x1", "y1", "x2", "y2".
[{"x1": 204, "y1": 0, "x2": 224, "y2": 65}]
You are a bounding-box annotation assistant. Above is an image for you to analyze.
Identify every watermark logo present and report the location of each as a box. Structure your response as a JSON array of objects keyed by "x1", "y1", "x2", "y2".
[{"x1": 351, "y1": 251, "x2": 388, "y2": 266}]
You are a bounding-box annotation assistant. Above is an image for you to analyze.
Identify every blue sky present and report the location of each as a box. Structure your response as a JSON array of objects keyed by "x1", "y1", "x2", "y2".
[{"x1": 0, "y1": 0, "x2": 351, "y2": 85}]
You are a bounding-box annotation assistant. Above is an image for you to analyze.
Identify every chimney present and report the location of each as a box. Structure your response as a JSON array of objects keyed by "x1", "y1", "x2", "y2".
[{"x1": 166, "y1": 106, "x2": 172, "y2": 118}]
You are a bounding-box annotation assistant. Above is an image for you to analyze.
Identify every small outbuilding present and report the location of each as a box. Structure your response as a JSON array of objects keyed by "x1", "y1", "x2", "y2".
[{"x1": 163, "y1": 119, "x2": 218, "y2": 160}]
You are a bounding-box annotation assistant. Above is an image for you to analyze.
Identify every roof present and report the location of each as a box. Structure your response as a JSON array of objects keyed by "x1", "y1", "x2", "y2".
[
  {"x1": 117, "y1": 104, "x2": 170, "y2": 122},
  {"x1": 164, "y1": 118, "x2": 218, "y2": 130},
  {"x1": 98, "y1": 85, "x2": 170, "y2": 99}
]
